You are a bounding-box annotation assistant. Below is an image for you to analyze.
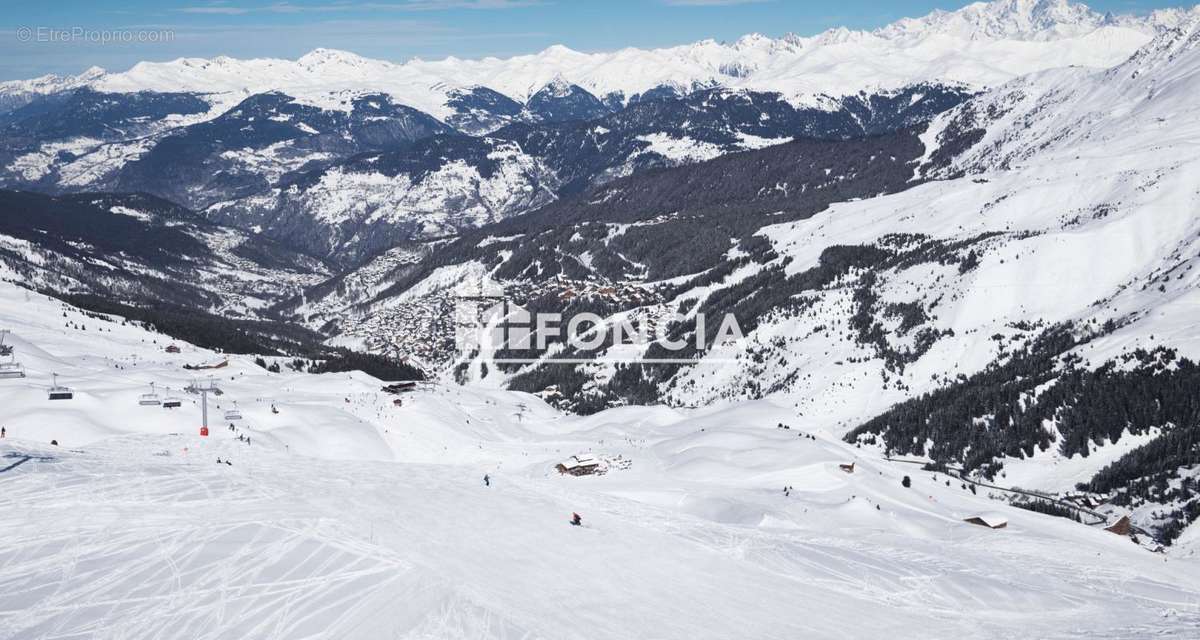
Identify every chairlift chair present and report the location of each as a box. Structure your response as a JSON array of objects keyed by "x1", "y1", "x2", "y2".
[
  {"x1": 223, "y1": 400, "x2": 243, "y2": 422},
  {"x1": 162, "y1": 387, "x2": 183, "y2": 409},
  {"x1": 0, "y1": 354, "x2": 24, "y2": 379},
  {"x1": 0, "y1": 330, "x2": 12, "y2": 357},
  {"x1": 48, "y1": 373, "x2": 74, "y2": 401},
  {"x1": 138, "y1": 382, "x2": 162, "y2": 406}
]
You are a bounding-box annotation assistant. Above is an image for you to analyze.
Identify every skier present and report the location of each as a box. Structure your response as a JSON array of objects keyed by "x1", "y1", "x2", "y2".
[
  {"x1": 484, "y1": 474, "x2": 490, "y2": 487},
  {"x1": 570, "y1": 512, "x2": 582, "y2": 527},
  {"x1": 1, "y1": 426, "x2": 5, "y2": 438}
]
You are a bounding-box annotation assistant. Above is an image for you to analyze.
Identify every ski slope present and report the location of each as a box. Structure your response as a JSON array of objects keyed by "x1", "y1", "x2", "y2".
[{"x1": 1, "y1": 278, "x2": 1199, "y2": 638}]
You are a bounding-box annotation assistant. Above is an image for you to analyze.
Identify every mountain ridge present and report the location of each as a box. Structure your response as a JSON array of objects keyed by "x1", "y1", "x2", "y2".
[{"x1": 5, "y1": 1, "x2": 1192, "y2": 122}]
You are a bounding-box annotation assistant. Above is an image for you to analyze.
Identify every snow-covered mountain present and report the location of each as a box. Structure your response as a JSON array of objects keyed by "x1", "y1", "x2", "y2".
[
  {"x1": 0, "y1": 1, "x2": 1191, "y2": 265},
  {"x1": 302, "y1": 13, "x2": 1200, "y2": 543},
  {"x1": 879, "y1": 0, "x2": 1189, "y2": 40},
  {"x1": 0, "y1": 66, "x2": 105, "y2": 113},
  {"x1": 193, "y1": 83, "x2": 969, "y2": 264},
  {"x1": 0, "y1": 91, "x2": 453, "y2": 208},
  {"x1": 0, "y1": 77, "x2": 972, "y2": 264},
  {"x1": 0, "y1": 1, "x2": 1185, "y2": 135},
  {"x1": 0, "y1": 190, "x2": 329, "y2": 316},
  {"x1": 5, "y1": 1, "x2": 1188, "y2": 123},
  {"x1": 204, "y1": 135, "x2": 561, "y2": 264}
]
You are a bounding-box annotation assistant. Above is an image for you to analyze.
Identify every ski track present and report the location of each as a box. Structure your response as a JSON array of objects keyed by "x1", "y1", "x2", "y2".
[{"x1": 1, "y1": 436, "x2": 1199, "y2": 639}]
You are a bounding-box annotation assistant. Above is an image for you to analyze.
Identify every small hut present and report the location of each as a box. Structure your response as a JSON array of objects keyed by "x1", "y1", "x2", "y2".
[
  {"x1": 963, "y1": 513, "x2": 1008, "y2": 529},
  {"x1": 165, "y1": 344, "x2": 181, "y2": 354},
  {"x1": 838, "y1": 462, "x2": 855, "y2": 474},
  {"x1": 1105, "y1": 515, "x2": 1133, "y2": 537}
]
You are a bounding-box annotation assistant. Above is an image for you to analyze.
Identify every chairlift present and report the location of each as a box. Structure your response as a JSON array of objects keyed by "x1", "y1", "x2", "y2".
[
  {"x1": 162, "y1": 387, "x2": 183, "y2": 409},
  {"x1": 48, "y1": 373, "x2": 74, "y2": 401},
  {"x1": 0, "y1": 330, "x2": 12, "y2": 357},
  {"x1": 138, "y1": 382, "x2": 162, "y2": 406},
  {"x1": 0, "y1": 354, "x2": 24, "y2": 379},
  {"x1": 223, "y1": 400, "x2": 243, "y2": 422}
]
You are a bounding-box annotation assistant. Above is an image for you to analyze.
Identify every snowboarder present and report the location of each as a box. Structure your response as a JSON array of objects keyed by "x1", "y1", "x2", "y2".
[
  {"x1": 570, "y1": 512, "x2": 582, "y2": 526},
  {"x1": 484, "y1": 474, "x2": 490, "y2": 487}
]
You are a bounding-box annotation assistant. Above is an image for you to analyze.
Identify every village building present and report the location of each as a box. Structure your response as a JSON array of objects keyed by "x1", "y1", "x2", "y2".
[{"x1": 556, "y1": 454, "x2": 602, "y2": 476}]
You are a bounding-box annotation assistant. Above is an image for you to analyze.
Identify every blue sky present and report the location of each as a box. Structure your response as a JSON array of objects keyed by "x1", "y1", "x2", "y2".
[{"x1": 2, "y1": 0, "x2": 1194, "y2": 80}]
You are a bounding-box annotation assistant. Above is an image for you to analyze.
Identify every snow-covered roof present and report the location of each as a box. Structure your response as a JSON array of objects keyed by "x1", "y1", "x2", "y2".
[
  {"x1": 560, "y1": 454, "x2": 600, "y2": 469},
  {"x1": 964, "y1": 513, "x2": 1009, "y2": 528}
]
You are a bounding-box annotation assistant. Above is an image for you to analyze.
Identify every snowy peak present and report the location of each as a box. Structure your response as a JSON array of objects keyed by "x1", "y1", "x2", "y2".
[
  {"x1": 1144, "y1": 5, "x2": 1200, "y2": 29},
  {"x1": 875, "y1": 0, "x2": 1193, "y2": 42},
  {"x1": 538, "y1": 44, "x2": 583, "y2": 58},
  {"x1": 921, "y1": 8, "x2": 1200, "y2": 179},
  {"x1": 733, "y1": 32, "x2": 778, "y2": 51},
  {"x1": 525, "y1": 75, "x2": 610, "y2": 122},
  {"x1": 1112, "y1": 9, "x2": 1200, "y2": 83},
  {"x1": 0, "y1": 65, "x2": 106, "y2": 96},
  {"x1": 296, "y1": 48, "x2": 387, "y2": 71},
  {"x1": 810, "y1": 26, "x2": 870, "y2": 46},
  {"x1": 877, "y1": 0, "x2": 1111, "y2": 41},
  {"x1": 536, "y1": 73, "x2": 575, "y2": 99}
]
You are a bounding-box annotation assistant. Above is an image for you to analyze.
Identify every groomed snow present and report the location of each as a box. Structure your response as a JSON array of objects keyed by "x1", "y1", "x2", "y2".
[{"x1": 1, "y1": 272, "x2": 1198, "y2": 638}]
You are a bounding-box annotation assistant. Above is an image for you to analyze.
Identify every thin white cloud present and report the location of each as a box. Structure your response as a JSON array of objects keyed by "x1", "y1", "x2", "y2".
[
  {"x1": 180, "y1": 6, "x2": 254, "y2": 13},
  {"x1": 362, "y1": 0, "x2": 541, "y2": 8},
  {"x1": 663, "y1": 0, "x2": 771, "y2": 5},
  {"x1": 179, "y1": 0, "x2": 540, "y2": 13}
]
